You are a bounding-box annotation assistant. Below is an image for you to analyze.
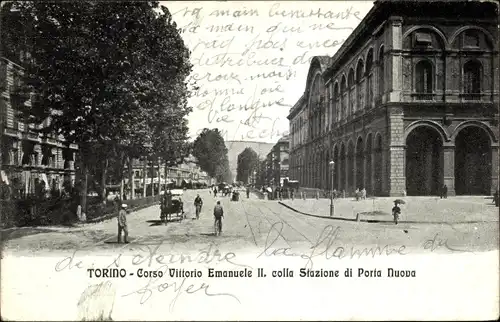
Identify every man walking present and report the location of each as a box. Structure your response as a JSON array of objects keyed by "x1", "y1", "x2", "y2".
[
  {"x1": 213, "y1": 200, "x2": 224, "y2": 235},
  {"x1": 194, "y1": 194, "x2": 203, "y2": 220},
  {"x1": 117, "y1": 204, "x2": 129, "y2": 243}
]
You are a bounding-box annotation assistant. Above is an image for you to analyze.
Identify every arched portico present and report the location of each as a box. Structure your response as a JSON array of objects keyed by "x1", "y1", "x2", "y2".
[
  {"x1": 355, "y1": 137, "x2": 364, "y2": 190},
  {"x1": 365, "y1": 134, "x2": 373, "y2": 195},
  {"x1": 347, "y1": 140, "x2": 355, "y2": 194},
  {"x1": 406, "y1": 126, "x2": 443, "y2": 196},
  {"x1": 374, "y1": 134, "x2": 383, "y2": 195},
  {"x1": 339, "y1": 143, "x2": 346, "y2": 191},
  {"x1": 455, "y1": 126, "x2": 492, "y2": 195}
]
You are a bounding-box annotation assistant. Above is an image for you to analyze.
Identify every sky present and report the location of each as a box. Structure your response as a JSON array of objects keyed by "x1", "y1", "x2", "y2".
[{"x1": 164, "y1": 1, "x2": 374, "y2": 143}]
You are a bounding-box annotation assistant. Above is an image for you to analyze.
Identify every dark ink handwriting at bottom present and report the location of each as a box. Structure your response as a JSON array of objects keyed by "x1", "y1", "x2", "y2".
[
  {"x1": 122, "y1": 272, "x2": 240, "y2": 311},
  {"x1": 259, "y1": 223, "x2": 408, "y2": 269}
]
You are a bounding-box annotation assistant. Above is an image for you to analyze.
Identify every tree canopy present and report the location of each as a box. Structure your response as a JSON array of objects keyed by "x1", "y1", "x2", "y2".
[
  {"x1": 236, "y1": 147, "x2": 259, "y2": 184},
  {"x1": 192, "y1": 128, "x2": 231, "y2": 183},
  {"x1": 3, "y1": 1, "x2": 193, "y2": 205}
]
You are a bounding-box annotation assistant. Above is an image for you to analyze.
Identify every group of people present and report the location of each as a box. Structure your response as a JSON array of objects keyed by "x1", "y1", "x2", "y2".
[
  {"x1": 354, "y1": 188, "x2": 367, "y2": 201},
  {"x1": 116, "y1": 192, "x2": 225, "y2": 243},
  {"x1": 192, "y1": 193, "x2": 225, "y2": 234}
]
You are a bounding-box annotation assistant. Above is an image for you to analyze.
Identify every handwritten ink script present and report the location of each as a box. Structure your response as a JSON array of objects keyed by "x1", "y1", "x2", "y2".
[
  {"x1": 54, "y1": 242, "x2": 245, "y2": 309},
  {"x1": 168, "y1": 2, "x2": 372, "y2": 141},
  {"x1": 122, "y1": 265, "x2": 241, "y2": 311},
  {"x1": 258, "y1": 222, "x2": 471, "y2": 268}
]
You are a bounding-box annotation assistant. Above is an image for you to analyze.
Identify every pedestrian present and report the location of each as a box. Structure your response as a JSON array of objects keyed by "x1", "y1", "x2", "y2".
[
  {"x1": 194, "y1": 194, "x2": 203, "y2": 220},
  {"x1": 361, "y1": 188, "x2": 367, "y2": 200},
  {"x1": 246, "y1": 186, "x2": 250, "y2": 199},
  {"x1": 213, "y1": 200, "x2": 224, "y2": 235},
  {"x1": 443, "y1": 185, "x2": 448, "y2": 199},
  {"x1": 392, "y1": 201, "x2": 401, "y2": 225},
  {"x1": 117, "y1": 204, "x2": 129, "y2": 243},
  {"x1": 214, "y1": 187, "x2": 218, "y2": 197},
  {"x1": 355, "y1": 188, "x2": 360, "y2": 201}
]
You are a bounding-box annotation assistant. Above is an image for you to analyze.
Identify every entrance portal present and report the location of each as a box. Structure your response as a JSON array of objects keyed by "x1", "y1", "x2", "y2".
[
  {"x1": 455, "y1": 127, "x2": 491, "y2": 195},
  {"x1": 406, "y1": 127, "x2": 443, "y2": 196}
]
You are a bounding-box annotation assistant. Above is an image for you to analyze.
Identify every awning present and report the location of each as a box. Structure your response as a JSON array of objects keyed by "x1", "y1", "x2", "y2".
[{"x1": 1, "y1": 170, "x2": 9, "y2": 185}]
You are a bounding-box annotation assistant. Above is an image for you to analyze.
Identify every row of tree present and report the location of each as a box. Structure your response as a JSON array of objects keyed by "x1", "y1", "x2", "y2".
[
  {"x1": 1, "y1": 2, "x2": 234, "y2": 212},
  {"x1": 1, "y1": 1, "x2": 193, "y2": 211},
  {"x1": 236, "y1": 147, "x2": 259, "y2": 184},
  {"x1": 193, "y1": 129, "x2": 232, "y2": 183}
]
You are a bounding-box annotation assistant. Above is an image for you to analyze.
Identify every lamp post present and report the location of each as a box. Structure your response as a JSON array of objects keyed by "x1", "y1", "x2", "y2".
[{"x1": 329, "y1": 160, "x2": 335, "y2": 217}]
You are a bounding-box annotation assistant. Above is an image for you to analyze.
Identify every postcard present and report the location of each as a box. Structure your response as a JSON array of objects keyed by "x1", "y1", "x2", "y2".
[{"x1": 1, "y1": 1, "x2": 499, "y2": 320}]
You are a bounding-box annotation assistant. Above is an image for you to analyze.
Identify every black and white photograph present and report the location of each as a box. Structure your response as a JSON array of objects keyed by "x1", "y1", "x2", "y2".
[{"x1": 1, "y1": 0, "x2": 498, "y2": 320}]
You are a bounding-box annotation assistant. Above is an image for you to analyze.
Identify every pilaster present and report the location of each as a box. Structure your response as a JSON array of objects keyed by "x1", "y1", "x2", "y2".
[
  {"x1": 388, "y1": 106, "x2": 405, "y2": 196},
  {"x1": 389, "y1": 16, "x2": 403, "y2": 103}
]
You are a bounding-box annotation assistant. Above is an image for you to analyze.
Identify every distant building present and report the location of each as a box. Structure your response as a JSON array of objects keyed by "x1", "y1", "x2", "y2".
[
  {"x1": 263, "y1": 135, "x2": 290, "y2": 186},
  {"x1": 288, "y1": 0, "x2": 499, "y2": 196},
  {"x1": 120, "y1": 155, "x2": 213, "y2": 198}
]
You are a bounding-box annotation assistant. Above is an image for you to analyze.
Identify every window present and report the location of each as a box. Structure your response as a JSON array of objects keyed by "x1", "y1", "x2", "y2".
[
  {"x1": 0, "y1": 62, "x2": 6, "y2": 89},
  {"x1": 415, "y1": 60, "x2": 433, "y2": 98},
  {"x1": 414, "y1": 32, "x2": 432, "y2": 47},
  {"x1": 463, "y1": 60, "x2": 481, "y2": 99},
  {"x1": 378, "y1": 47, "x2": 385, "y2": 98},
  {"x1": 463, "y1": 31, "x2": 480, "y2": 48}
]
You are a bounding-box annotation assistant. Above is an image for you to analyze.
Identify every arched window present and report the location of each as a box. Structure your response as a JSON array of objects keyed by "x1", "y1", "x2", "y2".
[
  {"x1": 415, "y1": 60, "x2": 433, "y2": 98},
  {"x1": 366, "y1": 49, "x2": 374, "y2": 108},
  {"x1": 463, "y1": 60, "x2": 481, "y2": 98},
  {"x1": 340, "y1": 76, "x2": 347, "y2": 120},
  {"x1": 348, "y1": 69, "x2": 355, "y2": 115},
  {"x1": 334, "y1": 83, "x2": 339, "y2": 123},
  {"x1": 378, "y1": 46, "x2": 385, "y2": 97},
  {"x1": 356, "y1": 60, "x2": 365, "y2": 110}
]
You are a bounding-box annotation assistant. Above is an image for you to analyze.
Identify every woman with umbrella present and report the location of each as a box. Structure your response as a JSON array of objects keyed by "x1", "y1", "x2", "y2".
[{"x1": 392, "y1": 199, "x2": 405, "y2": 225}]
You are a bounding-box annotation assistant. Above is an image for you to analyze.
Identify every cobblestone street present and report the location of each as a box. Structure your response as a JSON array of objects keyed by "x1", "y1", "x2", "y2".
[{"x1": 2, "y1": 190, "x2": 498, "y2": 256}]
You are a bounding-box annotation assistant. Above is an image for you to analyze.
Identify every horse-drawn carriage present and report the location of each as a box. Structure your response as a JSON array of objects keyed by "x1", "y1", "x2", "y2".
[{"x1": 160, "y1": 189, "x2": 185, "y2": 224}]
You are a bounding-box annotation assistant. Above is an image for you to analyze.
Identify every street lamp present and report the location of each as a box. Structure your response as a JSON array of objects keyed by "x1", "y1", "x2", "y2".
[{"x1": 329, "y1": 160, "x2": 335, "y2": 217}]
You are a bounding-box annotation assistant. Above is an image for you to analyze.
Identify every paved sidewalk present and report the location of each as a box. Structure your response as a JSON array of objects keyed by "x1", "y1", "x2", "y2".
[{"x1": 279, "y1": 196, "x2": 499, "y2": 224}]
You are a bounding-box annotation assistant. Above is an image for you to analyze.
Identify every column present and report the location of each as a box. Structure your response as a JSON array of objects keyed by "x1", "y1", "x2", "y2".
[
  {"x1": 389, "y1": 16, "x2": 403, "y2": 102},
  {"x1": 338, "y1": 154, "x2": 342, "y2": 191},
  {"x1": 388, "y1": 107, "x2": 404, "y2": 196},
  {"x1": 352, "y1": 152, "x2": 357, "y2": 191},
  {"x1": 388, "y1": 146, "x2": 405, "y2": 196},
  {"x1": 442, "y1": 143, "x2": 456, "y2": 196},
  {"x1": 491, "y1": 144, "x2": 499, "y2": 195},
  {"x1": 344, "y1": 154, "x2": 348, "y2": 193}
]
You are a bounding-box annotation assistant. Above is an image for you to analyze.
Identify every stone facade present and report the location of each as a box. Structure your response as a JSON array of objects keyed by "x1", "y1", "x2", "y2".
[
  {"x1": 1, "y1": 57, "x2": 78, "y2": 197},
  {"x1": 288, "y1": 0, "x2": 499, "y2": 197}
]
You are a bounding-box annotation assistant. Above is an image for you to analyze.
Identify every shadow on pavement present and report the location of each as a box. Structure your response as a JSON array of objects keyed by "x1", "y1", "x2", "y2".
[
  {"x1": 279, "y1": 202, "x2": 492, "y2": 225},
  {"x1": 1, "y1": 227, "x2": 60, "y2": 242},
  {"x1": 146, "y1": 219, "x2": 183, "y2": 226}
]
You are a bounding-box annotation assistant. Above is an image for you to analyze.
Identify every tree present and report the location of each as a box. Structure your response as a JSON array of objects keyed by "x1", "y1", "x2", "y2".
[
  {"x1": 193, "y1": 128, "x2": 231, "y2": 182},
  {"x1": 236, "y1": 148, "x2": 259, "y2": 184},
  {"x1": 7, "y1": 1, "x2": 192, "y2": 209}
]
